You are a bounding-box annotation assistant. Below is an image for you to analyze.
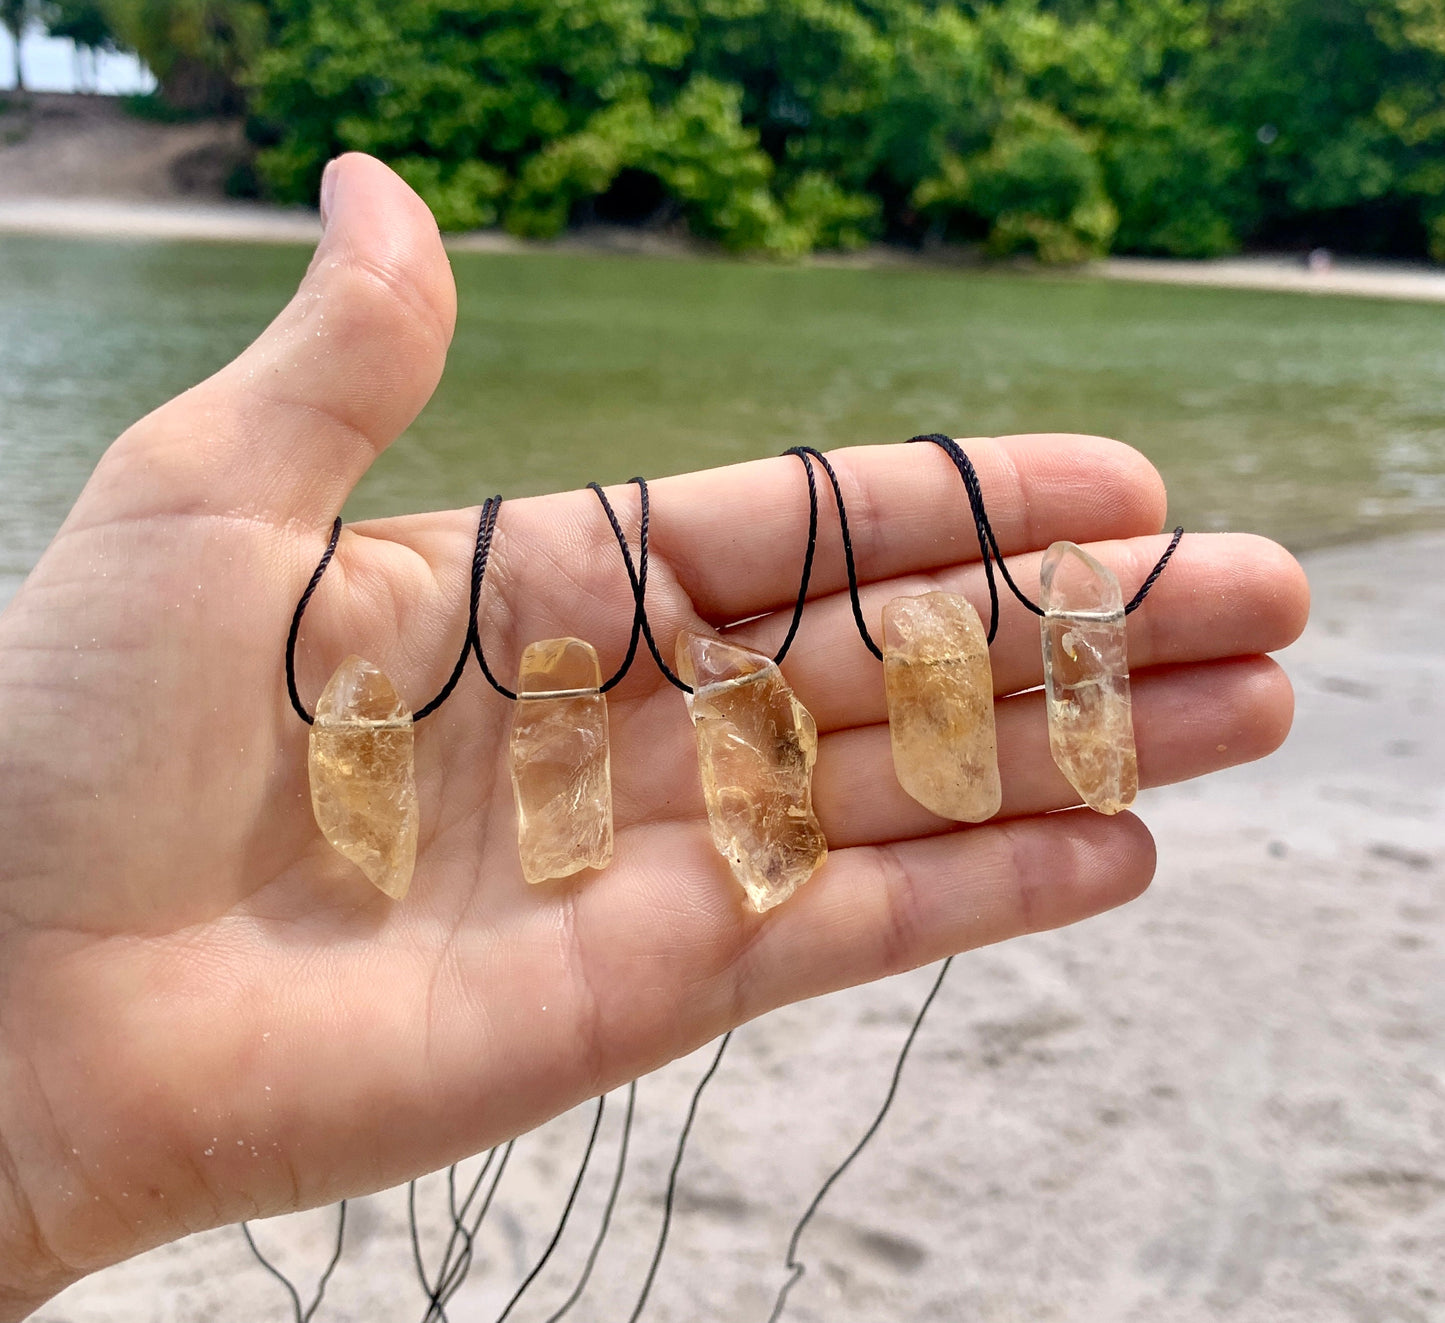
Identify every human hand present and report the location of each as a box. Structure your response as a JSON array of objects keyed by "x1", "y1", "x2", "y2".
[{"x1": 0, "y1": 154, "x2": 1308, "y2": 1317}]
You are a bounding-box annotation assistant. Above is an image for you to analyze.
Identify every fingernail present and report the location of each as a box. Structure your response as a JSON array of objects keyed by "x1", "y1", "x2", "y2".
[{"x1": 319, "y1": 160, "x2": 338, "y2": 230}]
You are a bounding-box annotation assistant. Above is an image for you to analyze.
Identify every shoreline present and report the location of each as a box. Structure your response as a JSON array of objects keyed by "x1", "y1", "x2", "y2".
[{"x1": 4, "y1": 194, "x2": 1445, "y2": 304}]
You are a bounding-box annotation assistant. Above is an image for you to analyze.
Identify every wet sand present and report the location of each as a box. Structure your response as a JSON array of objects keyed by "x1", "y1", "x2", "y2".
[{"x1": 32, "y1": 533, "x2": 1444, "y2": 1322}]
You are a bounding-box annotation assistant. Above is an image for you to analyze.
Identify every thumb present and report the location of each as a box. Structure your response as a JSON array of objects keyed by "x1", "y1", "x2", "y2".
[{"x1": 80, "y1": 153, "x2": 457, "y2": 530}]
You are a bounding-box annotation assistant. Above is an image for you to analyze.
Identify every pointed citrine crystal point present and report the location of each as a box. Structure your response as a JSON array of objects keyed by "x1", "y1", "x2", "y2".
[
  {"x1": 509, "y1": 637, "x2": 614, "y2": 885},
  {"x1": 1039, "y1": 542, "x2": 1138, "y2": 815},
  {"x1": 882, "y1": 592, "x2": 1002, "y2": 822},
  {"x1": 308, "y1": 655, "x2": 419, "y2": 899},
  {"x1": 676, "y1": 631, "x2": 827, "y2": 913}
]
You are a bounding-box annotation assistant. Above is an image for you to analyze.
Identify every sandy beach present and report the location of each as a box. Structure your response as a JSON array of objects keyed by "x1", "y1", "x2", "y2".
[
  {"x1": 7, "y1": 95, "x2": 1445, "y2": 304},
  {"x1": 6, "y1": 190, "x2": 1445, "y2": 306},
  {"x1": 25, "y1": 532, "x2": 1442, "y2": 1322}
]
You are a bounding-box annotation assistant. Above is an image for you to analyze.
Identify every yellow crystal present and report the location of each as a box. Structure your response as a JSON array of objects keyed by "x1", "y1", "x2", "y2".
[
  {"x1": 1040, "y1": 542, "x2": 1138, "y2": 815},
  {"x1": 308, "y1": 655, "x2": 419, "y2": 899},
  {"x1": 882, "y1": 592, "x2": 1002, "y2": 822},
  {"x1": 510, "y1": 638, "x2": 614, "y2": 884},
  {"x1": 676, "y1": 631, "x2": 827, "y2": 913}
]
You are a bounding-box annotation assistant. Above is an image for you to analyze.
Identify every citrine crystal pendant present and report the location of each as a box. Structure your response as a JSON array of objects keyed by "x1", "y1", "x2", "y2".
[
  {"x1": 510, "y1": 638, "x2": 614, "y2": 884},
  {"x1": 676, "y1": 631, "x2": 827, "y2": 913},
  {"x1": 1039, "y1": 542, "x2": 1138, "y2": 814},
  {"x1": 308, "y1": 655, "x2": 420, "y2": 899},
  {"x1": 882, "y1": 592, "x2": 1002, "y2": 822}
]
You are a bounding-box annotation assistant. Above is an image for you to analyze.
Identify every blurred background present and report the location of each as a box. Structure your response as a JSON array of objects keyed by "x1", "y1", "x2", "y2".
[{"x1": 2, "y1": 3, "x2": 1443, "y2": 1321}]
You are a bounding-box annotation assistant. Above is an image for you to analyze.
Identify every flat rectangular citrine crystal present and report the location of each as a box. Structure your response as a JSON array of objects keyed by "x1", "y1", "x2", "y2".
[{"x1": 509, "y1": 638, "x2": 614, "y2": 884}]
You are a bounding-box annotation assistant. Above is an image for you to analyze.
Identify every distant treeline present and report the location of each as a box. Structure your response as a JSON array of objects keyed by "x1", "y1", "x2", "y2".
[{"x1": 17, "y1": 0, "x2": 1445, "y2": 260}]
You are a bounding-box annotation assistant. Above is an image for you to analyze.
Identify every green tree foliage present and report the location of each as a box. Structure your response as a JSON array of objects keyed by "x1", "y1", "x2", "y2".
[
  {"x1": 48, "y1": 0, "x2": 114, "y2": 51},
  {"x1": 3, "y1": 0, "x2": 45, "y2": 90},
  {"x1": 101, "y1": 0, "x2": 268, "y2": 110},
  {"x1": 47, "y1": 0, "x2": 119, "y2": 91},
  {"x1": 219, "y1": 0, "x2": 1445, "y2": 259}
]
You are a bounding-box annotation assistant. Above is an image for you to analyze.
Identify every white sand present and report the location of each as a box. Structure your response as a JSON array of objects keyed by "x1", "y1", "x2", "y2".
[
  {"x1": 1100, "y1": 255, "x2": 1445, "y2": 305},
  {"x1": 0, "y1": 196, "x2": 322, "y2": 244},
  {"x1": 32, "y1": 534, "x2": 1444, "y2": 1322},
  {"x1": 7, "y1": 191, "x2": 1445, "y2": 304}
]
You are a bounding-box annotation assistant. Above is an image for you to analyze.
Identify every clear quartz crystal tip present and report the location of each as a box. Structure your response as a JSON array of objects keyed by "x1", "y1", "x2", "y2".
[{"x1": 1039, "y1": 542, "x2": 1138, "y2": 814}]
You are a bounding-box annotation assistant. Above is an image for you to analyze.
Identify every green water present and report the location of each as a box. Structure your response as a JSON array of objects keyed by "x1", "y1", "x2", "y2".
[{"x1": 5, "y1": 233, "x2": 1445, "y2": 590}]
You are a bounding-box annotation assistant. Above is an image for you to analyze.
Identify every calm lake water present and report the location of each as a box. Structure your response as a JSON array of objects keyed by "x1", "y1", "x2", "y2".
[{"x1": 5, "y1": 233, "x2": 1445, "y2": 590}]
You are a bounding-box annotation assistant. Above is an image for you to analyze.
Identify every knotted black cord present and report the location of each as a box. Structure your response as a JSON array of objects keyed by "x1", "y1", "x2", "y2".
[
  {"x1": 590, "y1": 478, "x2": 679, "y2": 688},
  {"x1": 285, "y1": 517, "x2": 342, "y2": 725},
  {"x1": 905, "y1": 435, "x2": 1003, "y2": 640},
  {"x1": 492, "y1": 1096, "x2": 608, "y2": 1323},
  {"x1": 467, "y1": 496, "x2": 519, "y2": 701},
  {"x1": 290, "y1": 445, "x2": 1180, "y2": 720},
  {"x1": 545, "y1": 1080, "x2": 638, "y2": 1323},
  {"x1": 909, "y1": 434, "x2": 1185, "y2": 620},
  {"x1": 626, "y1": 1031, "x2": 734, "y2": 1323},
  {"x1": 770, "y1": 449, "x2": 821, "y2": 665},
  {"x1": 467, "y1": 489, "x2": 650, "y2": 700},
  {"x1": 595, "y1": 477, "x2": 690, "y2": 693},
  {"x1": 414, "y1": 502, "x2": 493, "y2": 719},
  {"x1": 587, "y1": 480, "x2": 652, "y2": 694},
  {"x1": 240, "y1": 1200, "x2": 347, "y2": 1323},
  {"x1": 787, "y1": 447, "x2": 883, "y2": 661},
  {"x1": 766, "y1": 958, "x2": 954, "y2": 1323},
  {"x1": 592, "y1": 450, "x2": 820, "y2": 695},
  {"x1": 1124, "y1": 526, "x2": 1185, "y2": 613},
  {"x1": 909, "y1": 434, "x2": 1042, "y2": 625},
  {"x1": 286, "y1": 505, "x2": 491, "y2": 723}
]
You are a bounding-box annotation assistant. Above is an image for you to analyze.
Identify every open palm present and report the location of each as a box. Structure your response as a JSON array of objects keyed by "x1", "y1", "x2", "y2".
[{"x1": 0, "y1": 154, "x2": 1308, "y2": 1316}]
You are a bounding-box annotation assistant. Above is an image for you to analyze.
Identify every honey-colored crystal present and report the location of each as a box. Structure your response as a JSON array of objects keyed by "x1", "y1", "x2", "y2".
[
  {"x1": 308, "y1": 655, "x2": 419, "y2": 899},
  {"x1": 882, "y1": 592, "x2": 1001, "y2": 822},
  {"x1": 509, "y1": 637, "x2": 613, "y2": 884},
  {"x1": 1040, "y1": 542, "x2": 1138, "y2": 814},
  {"x1": 676, "y1": 631, "x2": 827, "y2": 913}
]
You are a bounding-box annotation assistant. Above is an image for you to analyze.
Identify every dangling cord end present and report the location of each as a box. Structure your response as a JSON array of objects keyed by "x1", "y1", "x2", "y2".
[
  {"x1": 240, "y1": 1199, "x2": 347, "y2": 1323},
  {"x1": 626, "y1": 1032, "x2": 732, "y2": 1323},
  {"x1": 492, "y1": 1097, "x2": 608, "y2": 1323},
  {"x1": 767, "y1": 958, "x2": 953, "y2": 1323},
  {"x1": 545, "y1": 1080, "x2": 638, "y2": 1323}
]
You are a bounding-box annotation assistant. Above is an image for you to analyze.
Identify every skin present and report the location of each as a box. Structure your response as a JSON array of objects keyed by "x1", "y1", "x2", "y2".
[{"x1": 0, "y1": 154, "x2": 1310, "y2": 1317}]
